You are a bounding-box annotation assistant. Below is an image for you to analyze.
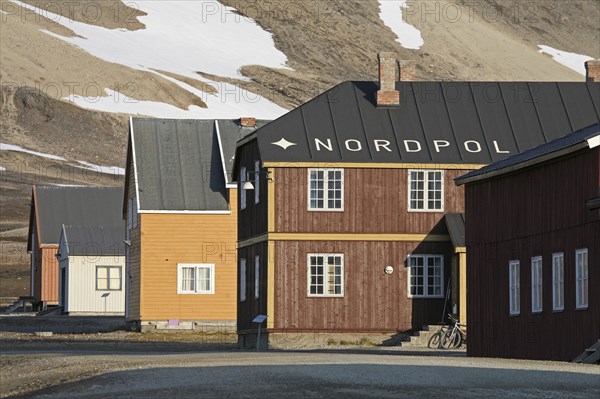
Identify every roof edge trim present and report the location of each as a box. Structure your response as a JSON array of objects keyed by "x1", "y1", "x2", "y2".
[
  {"x1": 130, "y1": 116, "x2": 141, "y2": 211},
  {"x1": 214, "y1": 121, "x2": 231, "y2": 185},
  {"x1": 262, "y1": 162, "x2": 486, "y2": 170},
  {"x1": 139, "y1": 210, "x2": 232, "y2": 215}
]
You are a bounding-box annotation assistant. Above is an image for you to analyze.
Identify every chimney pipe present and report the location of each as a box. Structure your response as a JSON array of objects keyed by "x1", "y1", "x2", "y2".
[
  {"x1": 240, "y1": 117, "x2": 256, "y2": 127},
  {"x1": 376, "y1": 52, "x2": 400, "y2": 106},
  {"x1": 585, "y1": 60, "x2": 600, "y2": 82}
]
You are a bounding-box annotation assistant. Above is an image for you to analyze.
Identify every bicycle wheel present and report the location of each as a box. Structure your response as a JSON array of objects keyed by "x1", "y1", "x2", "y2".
[
  {"x1": 427, "y1": 331, "x2": 443, "y2": 349},
  {"x1": 441, "y1": 329, "x2": 460, "y2": 349}
]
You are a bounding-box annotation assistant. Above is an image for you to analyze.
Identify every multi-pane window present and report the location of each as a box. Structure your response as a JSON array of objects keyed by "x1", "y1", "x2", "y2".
[
  {"x1": 254, "y1": 256, "x2": 260, "y2": 299},
  {"x1": 552, "y1": 253, "x2": 564, "y2": 311},
  {"x1": 254, "y1": 161, "x2": 260, "y2": 205},
  {"x1": 177, "y1": 264, "x2": 214, "y2": 294},
  {"x1": 240, "y1": 258, "x2": 247, "y2": 302},
  {"x1": 96, "y1": 266, "x2": 121, "y2": 291},
  {"x1": 531, "y1": 257, "x2": 543, "y2": 313},
  {"x1": 509, "y1": 260, "x2": 520, "y2": 315},
  {"x1": 240, "y1": 166, "x2": 247, "y2": 210},
  {"x1": 308, "y1": 254, "x2": 344, "y2": 296},
  {"x1": 408, "y1": 170, "x2": 443, "y2": 211},
  {"x1": 407, "y1": 255, "x2": 443, "y2": 298},
  {"x1": 308, "y1": 169, "x2": 343, "y2": 210},
  {"x1": 575, "y1": 249, "x2": 588, "y2": 309}
]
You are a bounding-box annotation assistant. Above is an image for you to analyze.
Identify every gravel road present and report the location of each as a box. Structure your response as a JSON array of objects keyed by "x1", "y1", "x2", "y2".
[{"x1": 1, "y1": 336, "x2": 598, "y2": 399}]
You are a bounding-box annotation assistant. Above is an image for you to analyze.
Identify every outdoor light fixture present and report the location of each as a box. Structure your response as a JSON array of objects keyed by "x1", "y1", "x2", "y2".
[{"x1": 242, "y1": 171, "x2": 272, "y2": 190}]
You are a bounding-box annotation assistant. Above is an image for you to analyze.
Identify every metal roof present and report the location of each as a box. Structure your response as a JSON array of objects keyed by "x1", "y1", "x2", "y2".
[
  {"x1": 240, "y1": 81, "x2": 599, "y2": 165},
  {"x1": 456, "y1": 122, "x2": 600, "y2": 184},
  {"x1": 33, "y1": 186, "x2": 124, "y2": 246},
  {"x1": 130, "y1": 118, "x2": 269, "y2": 211},
  {"x1": 61, "y1": 225, "x2": 125, "y2": 256},
  {"x1": 445, "y1": 213, "x2": 465, "y2": 249}
]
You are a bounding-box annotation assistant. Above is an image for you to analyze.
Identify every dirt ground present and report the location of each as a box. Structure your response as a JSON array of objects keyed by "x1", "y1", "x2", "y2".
[{"x1": 0, "y1": 332, "x2": 598, "y2": 399}]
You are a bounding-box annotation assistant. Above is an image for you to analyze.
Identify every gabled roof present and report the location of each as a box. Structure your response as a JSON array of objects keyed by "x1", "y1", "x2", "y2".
[
  {"x1": 128, "y1": 118, "x2": 268, "y2": 212},
  {"x1": 61, "y1": 225, "x2": 126, "y2": 256},
  {"x1": 28, "y1": 186, "x2": 123, "y2": 250},
  {"x1": 236, "y1": 81, "x2": 599, "y2": 166},
  {"x1": 445, "y1": 213, "x2": 465, "y2": 250},
  {"x1": 456, "y1": 122, "x2": 600, "y2": 185}
]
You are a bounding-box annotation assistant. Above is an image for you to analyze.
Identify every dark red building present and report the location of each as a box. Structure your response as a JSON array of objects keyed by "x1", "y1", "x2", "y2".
[{"x1": 457, "y1": 122, "x2": 600, "y2": 361}]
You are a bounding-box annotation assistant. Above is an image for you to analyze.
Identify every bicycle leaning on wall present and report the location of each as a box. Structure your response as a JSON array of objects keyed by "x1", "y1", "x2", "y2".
[{"x1": 427, "y1": 314, "x2": 467, "y2": 350}]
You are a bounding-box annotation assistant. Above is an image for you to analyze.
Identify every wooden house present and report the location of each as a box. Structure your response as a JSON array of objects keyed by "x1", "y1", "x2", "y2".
[
  {"x1": 57, "y1": 225, "x2": 126, "y2": 315},
  {"x1": 456, "y1": 122, "x2": 600, "y2": 361},
  {"x1": 233, "y1": 53, "x2": 600, "y2": 348},
  {"x1": 27, "y1": 186, "x2": 124, "y2": 310},
  {"x1": 124, "y1": 117, "x2": 268, "y2": 332}
]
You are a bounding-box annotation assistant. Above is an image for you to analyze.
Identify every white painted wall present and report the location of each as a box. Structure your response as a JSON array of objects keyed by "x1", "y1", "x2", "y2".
[{"x1": 64, "y1": 255, "x2": 126, "y2": 315}]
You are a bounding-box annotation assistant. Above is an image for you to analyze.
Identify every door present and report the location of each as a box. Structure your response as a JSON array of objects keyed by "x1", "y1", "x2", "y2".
[{"x1": 60, "y1": 267, "x2": 67, "y2": 311}]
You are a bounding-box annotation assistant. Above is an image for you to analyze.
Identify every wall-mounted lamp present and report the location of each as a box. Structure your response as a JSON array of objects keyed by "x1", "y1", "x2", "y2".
[
  {"x1": 123, "y1": 240, "x2": 131, "y2": 247},
  {"x1": 242, "y1": 171, "x2": 272, "y2": 190}
]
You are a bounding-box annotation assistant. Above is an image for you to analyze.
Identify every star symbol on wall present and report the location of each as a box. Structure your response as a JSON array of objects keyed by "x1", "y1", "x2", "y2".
[{"x1": 272, "y1": 138, "x2": 297, "y2": 150}]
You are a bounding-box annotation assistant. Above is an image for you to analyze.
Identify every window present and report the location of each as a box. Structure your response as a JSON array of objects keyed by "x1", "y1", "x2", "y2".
[
  {"x1": 254, "y1": 255, "x2": 260, "y2": 299},
  {"x1": 408, "y1": 170, "x2": 443, "y2": 211},
  {"x1": 254, "y1": 161, "x2": 260, "y2": 205},
  {"x1": 509, "y1": 260, "x2": 520, "y2": 315},
  {"x1": 177, "y1": 264, "x2": 214, "y2": 294},
  {"x1": 531, "y1": 257, "x2": 542, "y2": 313},
  {"x1": 240, "y1": 258, "x2": 247, "y2": 302},
  {"x1": 552, "y1": 253, "x2": 564, "y2": 311},
  {"x1": 308, "y1": 169, "x2": 343, "y2": 211},
  {"x1": 96, "y1": 266, "x2": 122, "y2": 291},
  {"x1": 307, "y1": 254, "x2": 344, "y2": 296},
  {"x1": 240, "y1": 166, "x2": 247, "y2": 210},
  {"x1": 407, "y1": 255, "x2": 443, "y2": 298},
  {"x1": 576, "y1": 249, "x2": 588, "y2": 309}
]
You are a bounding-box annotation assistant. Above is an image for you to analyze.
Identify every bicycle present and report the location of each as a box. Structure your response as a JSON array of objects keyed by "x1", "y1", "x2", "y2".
[{"x1": 427, "y1": 314, "x2": 467, "y2": 349}]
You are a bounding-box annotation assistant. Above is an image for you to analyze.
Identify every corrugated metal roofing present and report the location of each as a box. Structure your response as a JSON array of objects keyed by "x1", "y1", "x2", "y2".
[
  {"x1": 35, "y1": 186, "x2": 124, "y2": 245},
  {"x1": 62, "y1": 225, "x2": 125, "y2": 256},
  {"x1": 130, "y1": 118, "x2": 269, "y2": 211},
  {"x1": 456, "y1": 122, "x2": 600, "y2": 183},
  {"x1": 246, "y1": 81, "x2": 599, "y2": 164},
  {"x1": 445, "y1": 213, "x2": 465, "y2": 249}
]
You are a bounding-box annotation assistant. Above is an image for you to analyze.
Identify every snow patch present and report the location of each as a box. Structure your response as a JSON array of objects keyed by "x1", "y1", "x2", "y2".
[
  {"x1": 76, "y1": 161, "x2": 125, "y2": 175},
  {"x1": 0, "y1": 166, "x2": 6, "y2": 171},
  {"x1": 0, "y1": 143, "x2": 66, "y2": 161},
  {"x1": 378, "y1": 1, "x2": 423, "y2": 50},
  {"x1": 538, "y1": 45, "x2": 593, "y2": 76},
  {"x1": 13, "y1": 0, "x2": 290, "y2": 119}
]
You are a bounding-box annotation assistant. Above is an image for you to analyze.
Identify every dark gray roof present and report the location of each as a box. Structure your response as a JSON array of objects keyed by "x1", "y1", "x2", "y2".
[
  {"x1": 445, "y1": 213, "x2": 465, "y2": 249},
  {"x1": 62, "y1": 225, "x2": 126, "y2": 256},
  {"x1": 33, "y1": 186, "x2": 124, "y2": 246},
  {"x1": 240, "y1": 81, "x2": 599, "y2": 165},
  {"x1": 456, "y1": 122, "x2": 600, "y2": 184},
  {"x1": 130, "y1": 118, "x2": 269, "y2": 211}
]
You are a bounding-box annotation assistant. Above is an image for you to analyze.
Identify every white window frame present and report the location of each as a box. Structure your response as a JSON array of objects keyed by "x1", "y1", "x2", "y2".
[
  {"x1": 96, "y1": 265, "x2": 122, "y2": 291},
  {"x1": 254, "y1": 255, "x2": 260, "y2": 299},
  {"x1": 552, "y1": 253, "x2": 564, "y2": 312},
  {"x1": 407, "y1": 254, "x2": 444, "y2": 298},
  {"x1": 177, "y1": 263, "x2": 215, "y2": 295},
  {"x1": 575, "y1": 249, "x2": 588, "y2": 310},
  {"x1": 407, "y1": 169, "x2": 444, "y2": 212},
  {"x1": 240, "y1": 258, "x2": 247, "y2": 302},
  {"x1": 240, "y1": 166, "x2": 247, "y2": 210},
  {"x1": 509, "y1": 260, "x2": 520, "y2": 316},
  {"x1": 307, "y1": 168, "x2": 344, "y2": 211},
  {"x1": 307, "y1": 253, "x2": 344, "y2": 297},
  {"x1": 531, "y1": 256, "x2": 543, "y2": 313},
  {"x1": 254, "y1": 161, "x2": 260, "y2": 205}
]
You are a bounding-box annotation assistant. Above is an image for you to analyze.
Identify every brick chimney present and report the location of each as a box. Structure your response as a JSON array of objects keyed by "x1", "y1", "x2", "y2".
[
  {"x1": 240, "y1": 117, "x2": 256, "y2": 127},
  {"x1": 399, "y1": 60, "x2": 417, "y2": 82},
  {"x1": 376, "y1": 52, "x2": 400, "y2": 106},
  {"x1": 585, "y1": 60, "x2": 600, "y2": 82}
]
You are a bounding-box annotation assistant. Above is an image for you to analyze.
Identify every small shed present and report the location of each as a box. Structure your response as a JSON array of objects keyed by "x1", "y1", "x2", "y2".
[{"x1": 58, "y1": 225, "x2": 126, "y2": 315}]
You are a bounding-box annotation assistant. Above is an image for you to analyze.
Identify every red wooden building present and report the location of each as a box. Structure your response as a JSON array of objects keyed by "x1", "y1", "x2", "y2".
[
  {"x1": 233, "y1": 54, "x2": 600, "y2": 348},
  {"x1": 456, "y1": 122, "x2": 600, "y2": 361}
]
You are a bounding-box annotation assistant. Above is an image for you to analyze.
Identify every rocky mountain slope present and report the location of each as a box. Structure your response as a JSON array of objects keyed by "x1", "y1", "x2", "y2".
[{"x1": 1, "y1": 0, "x2": 599, "y2": 296}]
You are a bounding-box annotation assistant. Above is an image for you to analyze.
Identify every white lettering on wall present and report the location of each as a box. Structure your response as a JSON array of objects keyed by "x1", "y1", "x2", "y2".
[
  {"x1": 433, "y1": 140, "x2": 450, "y2": 153},
  {"x1": 374, "y1": 140, "x2": 392, "y2": 152},
  {"x1": 464, "y1": 140, "x2": 482, "y2": 153},
  {"x1": 493, "y1": 141, "x2": 510, "y2": 154},
  {"x1": 404, "y1": 140, "x2": 421, "y2": 153},
  {"x1": 345, "y1": 139, "x2": 362, "y2": 152},
  {"x1": 315, "y1": 138, "x2": 333, "y2": 151}
]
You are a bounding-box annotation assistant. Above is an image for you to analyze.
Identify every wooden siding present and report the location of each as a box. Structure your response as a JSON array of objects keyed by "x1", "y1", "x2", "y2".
[
  {"x1": 137, "y1": 191, "x2": 237, "y2": 321},
  {"x1": 466, "y1": 148, "x2": 600, "y2": 361},
  {"x1": 237, "y1": 241, "x2": 269, "y2": 331},
  {"x1": 40, "y1": 247, "x2": 59, "y2": 303},
  {"x1": 274, "y1": 168, "x2": 468, "y2": 234},
  {"x1": 63, "y1": 255, "x2": 126, "y2": 314},
  {"x1": 238, "y1": 140, "x2": 268, "y2": 240},
  {"x1": 125, "y1": 156, "x2": 141, "y2": 320},
  {"x1": 273, "y1": 240, "x2": 453, "y2": 332}
]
